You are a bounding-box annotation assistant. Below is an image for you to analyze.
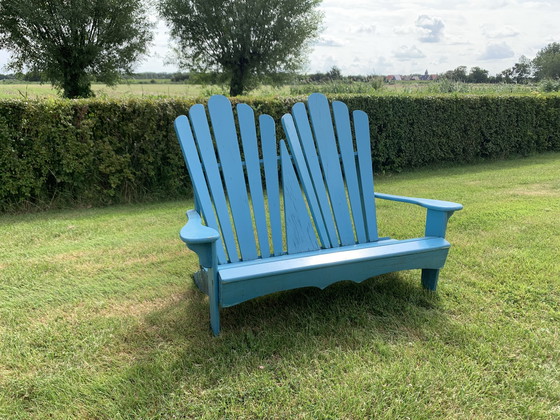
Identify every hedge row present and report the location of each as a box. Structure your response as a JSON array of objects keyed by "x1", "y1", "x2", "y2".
[{"x1": 1, "y1": 95, "x2": 559, "y2": 212}]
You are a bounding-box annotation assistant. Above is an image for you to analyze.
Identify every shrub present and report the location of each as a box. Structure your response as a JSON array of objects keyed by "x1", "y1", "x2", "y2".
[
  {"x1": 1, "y1": 95, "x2": 559, "y2": 212},
  {"x1": 540, "y1": 79, "x2": 560, "y2": 92}
]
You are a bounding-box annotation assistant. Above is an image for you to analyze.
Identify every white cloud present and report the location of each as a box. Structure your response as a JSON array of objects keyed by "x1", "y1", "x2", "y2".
[
  {"x1": 482, "y1": 25, "x2": 519, "y2": 39},
  {"x1": 354, "y1": 25, "x2": 376, "y2": 35},
  {"x1": 479, "y1": 42, "x2": 515, "y2": 60},
  {"x1": 314, "y1": 37, "x2": 345, "y2": 47},
  {"x1": 415, "y1": 15, "x2": 445, "y2": 43},
  {"x1": 394, "y1": 45, "x2": 426, "y2": 61}
]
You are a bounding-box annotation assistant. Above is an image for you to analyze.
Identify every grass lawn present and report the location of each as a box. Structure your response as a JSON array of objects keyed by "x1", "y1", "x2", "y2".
[{"x1": 1, "y1": 153, "x2": 559, "y2": 418}]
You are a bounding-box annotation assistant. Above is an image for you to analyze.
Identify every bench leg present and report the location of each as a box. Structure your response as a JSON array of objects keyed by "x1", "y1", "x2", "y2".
[
  {"x1": 421, "y1": 269, "x2": 440, "y2": 291},
  {"x1": 209, "y1": 296, "x2": 220, "y2": 336},
  {"x1": 207, "y1": 266, "x2": 220, "y2": 336}
]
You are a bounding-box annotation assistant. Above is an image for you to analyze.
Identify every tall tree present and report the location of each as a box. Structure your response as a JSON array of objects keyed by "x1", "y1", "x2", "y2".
[
  {"x1": 0, "y1": 0, "x2": 153, "y2": 98},
  {"x1": 158, "y1": 0, "x2": 323, "y2": 96},
  {"x1": 443, "y1": 66, "x2": 467, "y2": 82},
  {"x1": 468, "y1": 66, "x2": 489, "y2": 83},
  {"x1": 533, "y1": 42, "x2": 560, "y2": 81},
  {"x1": 511, "y1": 55, "x2": 533, "y2": 84}
]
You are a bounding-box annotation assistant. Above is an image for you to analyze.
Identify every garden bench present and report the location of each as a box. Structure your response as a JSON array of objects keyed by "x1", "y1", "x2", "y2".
[{"x1": 175, "y1": 93, "x2": 462, "y2": 335}]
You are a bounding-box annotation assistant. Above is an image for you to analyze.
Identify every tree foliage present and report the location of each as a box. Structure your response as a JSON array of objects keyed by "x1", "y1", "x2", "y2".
[
  {"x1": 0, "y1": 0, "x2": 153, "y2": 98},
  {"x1": 533, "y1": 42, "x2": 560, "y2": 81},
  {"x1": 158, "y1": 0, "x2": 323, "y2": 96},
  {"x1": 468, "y1": 66, "x2": 489, "y2": 83},
  {"x1": 443, "y1": 66, "x2": 468, "y2": 82}
]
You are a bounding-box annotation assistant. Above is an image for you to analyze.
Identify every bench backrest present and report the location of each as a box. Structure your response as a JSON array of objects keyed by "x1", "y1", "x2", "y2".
[{"x1": 175, "y1": 93, "x2": 379, "y2": 265}]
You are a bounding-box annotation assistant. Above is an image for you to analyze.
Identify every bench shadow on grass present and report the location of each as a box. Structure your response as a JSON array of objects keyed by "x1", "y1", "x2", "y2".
[{"x1": 112, "y1": 272, "x2": 451, "y2": 415}]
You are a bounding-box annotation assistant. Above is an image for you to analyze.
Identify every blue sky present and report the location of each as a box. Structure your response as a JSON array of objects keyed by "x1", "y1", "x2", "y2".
[{"x1": 1, "y1": 0, "x2": 558, "y2": 76}]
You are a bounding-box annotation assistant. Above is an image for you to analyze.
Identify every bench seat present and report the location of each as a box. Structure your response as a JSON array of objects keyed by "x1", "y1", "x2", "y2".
[{"x1": 218, "y1": 237, "x2": 450, "y2": 306}]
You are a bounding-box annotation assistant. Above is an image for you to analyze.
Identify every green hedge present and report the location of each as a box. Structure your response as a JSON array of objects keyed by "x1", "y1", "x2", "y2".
[{"x1": 1, "y1": 95, "x2": 559, "y2": 212}]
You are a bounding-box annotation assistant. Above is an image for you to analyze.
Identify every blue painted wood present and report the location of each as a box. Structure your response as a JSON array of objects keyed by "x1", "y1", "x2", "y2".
[
  {"x1": 421, "y1": 269, "x2": 440, "y2": 291},
  {"x1": 260, "y1": 114, "x2": 283, "y2": 256},
  {"x1": 354, "y1": 110, "x2": 379, "y2": 242},
  {"x1": 307, "y1": 93, "x2": 355, "y2": 246},
  {"x1": 374, "y1": 193, "x2": 462, "y2": 238},
  {"x1": 280, "y1": 140, "x2": 320, "y2": 254},
  {"x1": 237, "y1": 103, "x2": 271, "y2": 258},
  {"x1": 174, "y1": 94, "x2": 463, "y2": 335},
  {"x1": 174, "y1": 115, "x2": 227, "y2": 264},
  {"x1": 425, "y1": 209, "x2": 452, "y2": 238},
  {"x1": 189, "y1": 104, "x2": 238, "y2": 263},
  {"x1": 180, "y1": 210, "x2": 220, "y2": 244},
  {"x1": 219, "y1": 238, "x2": 450, "y2": 307},
  {"x1": 207, "y1": 95, "x2": 258, "y2": 261},
  {"x1": 291, "y1": 102, "x2": 338, "y2": 247},
  {"x1": 206, "y1": 243, "x2": 220, "y2": 336},
  {"x1": 282, "y1": 113, "x2": 331, "y2": 249},
  {"x1": 332, "y1": 101, "x2": 367, "y2": 243},
  {"x1": 374, "y1": 192, "x2": 464, "y2": 211}
]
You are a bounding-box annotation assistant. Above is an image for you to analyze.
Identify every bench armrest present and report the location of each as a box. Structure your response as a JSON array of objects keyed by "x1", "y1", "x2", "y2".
[
  {"x1": 374, "y1": 192, "x2": 463, "y2": 212},
  {"x1": 180, "y1": 210, "x2": 220, "y2": 268},
  {"x1": 375, "y1": 192, "x2": 462, "y2": 238},
  {"x1": 180, "y1": 209, "x2": 220, "y2": 245}
]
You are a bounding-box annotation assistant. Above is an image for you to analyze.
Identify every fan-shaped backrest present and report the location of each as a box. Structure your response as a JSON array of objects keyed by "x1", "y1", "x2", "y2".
[{"x1": 174, "y1": 94, "x2": 378, "y2": 265}]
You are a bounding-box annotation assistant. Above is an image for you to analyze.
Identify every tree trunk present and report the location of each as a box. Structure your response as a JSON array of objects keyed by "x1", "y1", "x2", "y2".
[
  {"x1": 229, "y1": 61, "x2": 249, "y2": 96},
  {"x1": 61, "y1": 67, "x2": 93, "y2": 98}
]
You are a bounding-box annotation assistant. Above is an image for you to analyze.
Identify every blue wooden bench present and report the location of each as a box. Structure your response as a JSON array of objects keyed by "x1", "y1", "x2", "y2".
[{"x1": 175, "y1": 93, "x2": 462, "y2": 335}]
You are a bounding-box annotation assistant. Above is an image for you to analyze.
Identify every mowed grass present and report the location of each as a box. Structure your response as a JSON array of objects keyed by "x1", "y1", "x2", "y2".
[{"x1": 1, "y1": 153, "x2": 559, "y2": 418}]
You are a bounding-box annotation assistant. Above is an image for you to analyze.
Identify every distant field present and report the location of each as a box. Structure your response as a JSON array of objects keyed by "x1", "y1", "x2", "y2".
[
  {"x1": 0, "y1": 80, "x2": 540, "y2": 99},
  {"x1": 0, "y1": 82, "x2": 219, "y2": 99}
]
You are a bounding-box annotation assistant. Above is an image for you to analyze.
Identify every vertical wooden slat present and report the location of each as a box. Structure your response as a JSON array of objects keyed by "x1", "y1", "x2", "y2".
[
  {"x1": 260, "y1": 114, "x2": 283, "y2": 256},
  {"x1": 189, "y1": 104, "x2": 239, "y2": 262},
  {"x1": 174, "y1": 115, "x2": 227, "y2": 264},
  {"x1": 307, "y1": 93, "x2": 355, "y2": 246},
  {"x1": 207, "y1": 95, "x2": 258, "y2": 261},
  {"x1": 332, "y1": 101, "x2": 367, "y2": 243},
  {"x1": 237, "y1": 103, "x2": 271, "y2": 258},
  {"x1": 282, "y1": 113, "x2": 331, "y2": 249},
  {"x1": 354, "y1": 110, "x2": 379, "y2": 241},
  {"x1": 280, "y1": 140, "x2": 320, "y2": 254},
  {"x1": 291, "y1": 103, "x2": 338, "y2": 247}
]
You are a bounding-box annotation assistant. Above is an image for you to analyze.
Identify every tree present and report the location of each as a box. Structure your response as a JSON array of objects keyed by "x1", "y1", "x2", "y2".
[
  {"x1": 158, "y1": 0, "x2": 323, "y2": 96},
  {"x1": 510, "y1": 55, "x2": 533, "y2": 83},
  {"x1": 533, "y1": 42, "x2": 560, "y2": 81},
  {"x1": 468, "y1": 66, "x2": 489, "y2": 83},
  {"x1": 501, "y1": 67, "x2": 514, "y2": 83},
  {"x1": 443, "y1": 66, "x2": 467, "y2": 82},
  {"x1": 326, "y1": 66, "x2": 342, "y2": 80},
  {"x1": 0, "y1": 0, "x2": 153, "y2": 98}
]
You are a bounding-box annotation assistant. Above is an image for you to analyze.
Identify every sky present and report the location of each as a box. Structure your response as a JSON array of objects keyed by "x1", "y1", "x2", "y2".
[{"x1": 1, "y1": 0, "x2": 559, "y2": 77}]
